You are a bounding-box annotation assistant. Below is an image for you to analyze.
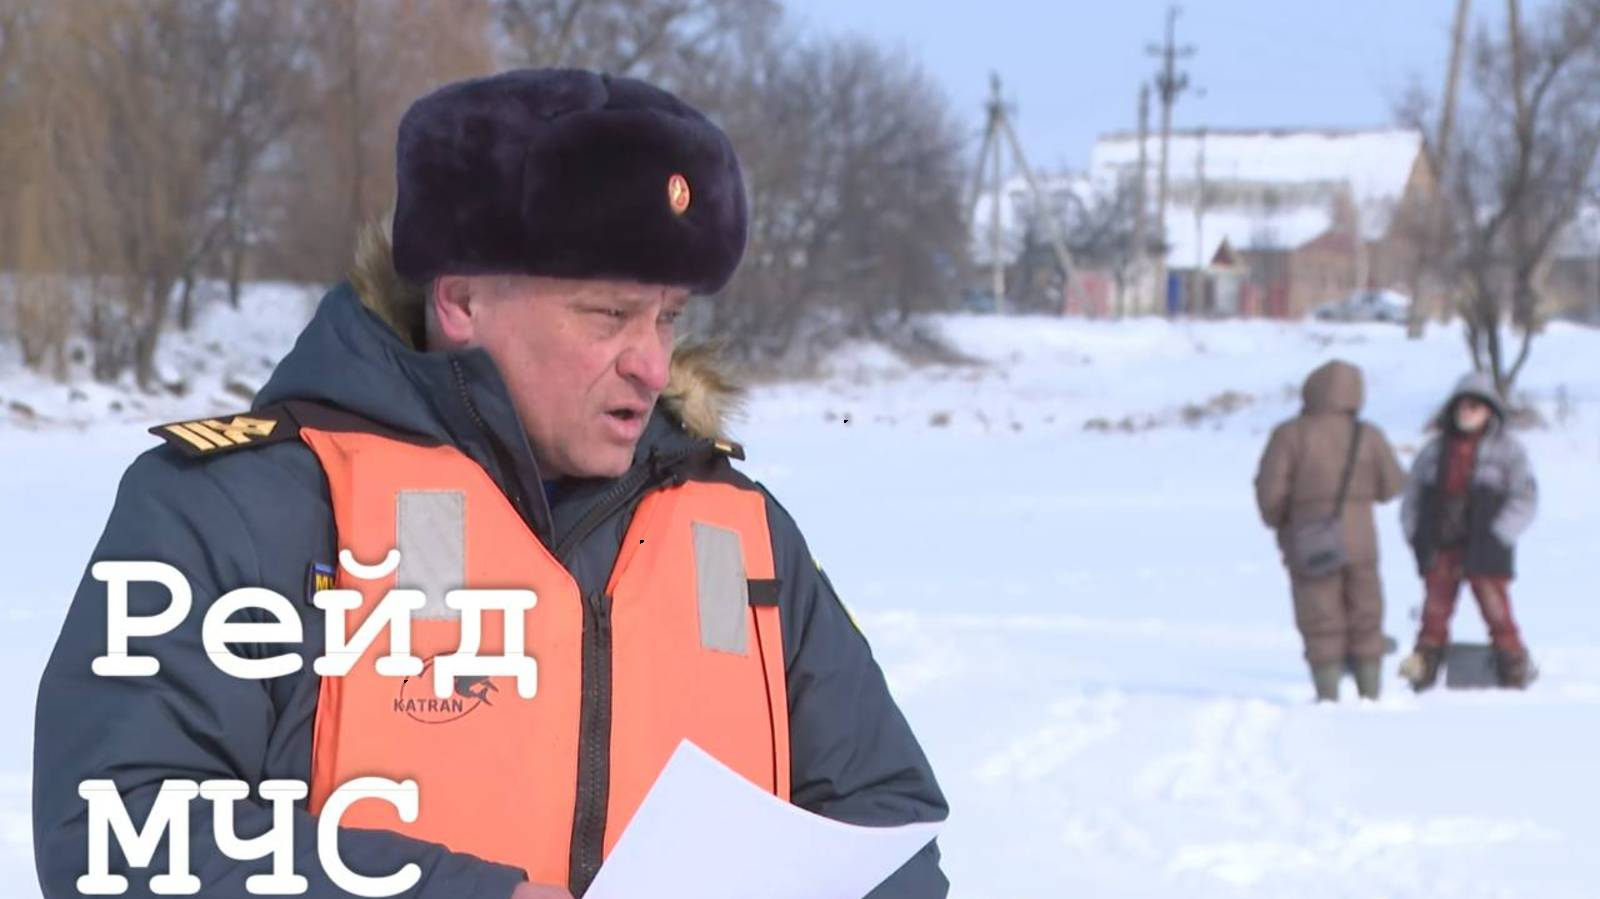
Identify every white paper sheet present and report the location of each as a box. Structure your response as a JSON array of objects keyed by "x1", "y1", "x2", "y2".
[{"x1": 584, "y1": 740, "x2": 943, "y2": 899}]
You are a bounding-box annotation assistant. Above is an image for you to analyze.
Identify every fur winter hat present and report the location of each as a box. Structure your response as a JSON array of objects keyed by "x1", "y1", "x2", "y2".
[{"x1": 391, "y1": 68, "x2": 747, "y2": 294}]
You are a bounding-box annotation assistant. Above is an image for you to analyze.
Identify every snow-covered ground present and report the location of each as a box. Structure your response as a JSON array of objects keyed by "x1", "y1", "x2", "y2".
[
  {"x1": 0, "y1": 281, "x2": 320, "y2": 429},
  {"x1": 5, "y1": 287, "x2": 1599, "y2": 897}
]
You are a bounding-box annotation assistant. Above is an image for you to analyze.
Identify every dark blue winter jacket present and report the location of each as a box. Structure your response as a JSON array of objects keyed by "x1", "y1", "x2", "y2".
[{"x1": 33, "y1": 270, "x2": 947, "y2": 897}]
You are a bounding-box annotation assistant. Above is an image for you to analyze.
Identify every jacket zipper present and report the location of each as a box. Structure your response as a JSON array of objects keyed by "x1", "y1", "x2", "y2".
[
  {"x1": 568, "y1": 589, "x2": 613, "y2": 897},
  {"x1": 449, "y1": 356, "x2": 728, "y2": 891},
  {"x1": 553, "y1": 442, "x2": 704, "y2": 560},
  {"x1": 563, "y1": 441, "x2": 710, "y2": 896}
]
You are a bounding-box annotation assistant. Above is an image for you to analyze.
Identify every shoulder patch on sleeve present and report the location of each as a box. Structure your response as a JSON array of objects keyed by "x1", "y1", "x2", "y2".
[
  {"x1": 305, "y1": 560, "x2": 336, "y2": 605},
  {"x1": 150, "y1": 406, "x2": 298, "y2": 458}
]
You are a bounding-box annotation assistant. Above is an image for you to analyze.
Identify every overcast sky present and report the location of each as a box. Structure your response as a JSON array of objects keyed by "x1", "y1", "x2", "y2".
[{"x1": 790, "y1": 0, "x2": 1558, "y2": 171}]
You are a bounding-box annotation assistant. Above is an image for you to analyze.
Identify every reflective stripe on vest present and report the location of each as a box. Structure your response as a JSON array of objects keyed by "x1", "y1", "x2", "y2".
[{"x1": 298, "y1": 426, "x2": 789, "y2": 885}]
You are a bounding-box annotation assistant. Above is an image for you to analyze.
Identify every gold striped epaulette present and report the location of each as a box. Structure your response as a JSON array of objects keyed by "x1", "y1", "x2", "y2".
[{"x1": 150, "y1": 406, "x2": 298, "y2": 458}]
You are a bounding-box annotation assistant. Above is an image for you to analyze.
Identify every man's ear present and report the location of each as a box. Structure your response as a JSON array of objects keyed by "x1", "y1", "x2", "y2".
[{"x1": 431, "y1": 275, "x2": 478, "y2": 348}]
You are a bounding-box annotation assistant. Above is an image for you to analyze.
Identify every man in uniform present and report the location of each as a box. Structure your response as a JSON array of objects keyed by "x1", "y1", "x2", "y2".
[{"x1": 34, "y1": 69, "x2": 947, "y2": 898}]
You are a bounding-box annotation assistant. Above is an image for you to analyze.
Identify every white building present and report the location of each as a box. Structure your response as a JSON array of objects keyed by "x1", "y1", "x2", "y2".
[
  {"x1": 1089, "y1": 127, "x2": 1429, "y2": 316},
  {"x1": 1091, "y1": 127, "x2": 1425, "y2": 263}
]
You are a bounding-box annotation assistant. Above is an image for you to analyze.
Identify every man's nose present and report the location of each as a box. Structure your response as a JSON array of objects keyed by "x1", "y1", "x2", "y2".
[{"x1": 617, "y1": 320, "x2": 671, "y2": 394}]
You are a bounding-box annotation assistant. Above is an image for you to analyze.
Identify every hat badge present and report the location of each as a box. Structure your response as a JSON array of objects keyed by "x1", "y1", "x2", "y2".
[{"x1": 667, "y1": 173, "x2": 692, "y2": 215}]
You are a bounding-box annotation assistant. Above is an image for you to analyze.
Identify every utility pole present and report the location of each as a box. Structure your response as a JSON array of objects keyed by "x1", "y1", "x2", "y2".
[
  {"x1": 1193, "y1": 127, "x2": 1207, "y2": 315},
  {"x1": 968, "y1": 75, "x2": 1011, "y2": 312},
  {"x1": 1129, "y1": 84, "x2": 1150, "y2": 317},
  {"x1": 1506, "y1": 0, "x2": 1531, "y2": 343},
  {"x1": 1438, "y1": 0, "x2": 1470, "y2": 180},
  {"x1": 991, "y1": 108, "x2": 1006, "y2": 313},
  {"x1": 966, "y1": 73, "x2": 1082, "y2": 315},
  {"x1": 1147, "y1": 5, "x2": 1193, "y2": 317},
  {"x1": 1411, "y1": 0, "x2": 1471, "y2": 337}
]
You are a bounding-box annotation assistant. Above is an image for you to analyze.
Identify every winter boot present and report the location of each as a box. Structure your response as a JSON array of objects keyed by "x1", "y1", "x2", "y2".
[
  {"x1": 1311, "y1": 662, "x2": 1342, "y2": 702},
  {"x1": 1496, "y1": 648, "x2": 1537, "y2": 689},
  {"x1": 1398, "y1": 645, "x2": 1444, "y2": 692},
  {"x1": 1352, "y1": 657, "x2": 1382, "y2": 700}
]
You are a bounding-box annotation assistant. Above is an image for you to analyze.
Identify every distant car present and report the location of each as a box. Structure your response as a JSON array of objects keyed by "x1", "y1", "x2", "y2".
[{"x1": 1313, "y1": 290, "x2": 1411, "y2": 323}]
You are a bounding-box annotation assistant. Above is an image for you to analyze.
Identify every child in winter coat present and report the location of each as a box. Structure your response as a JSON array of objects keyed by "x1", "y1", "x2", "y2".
[{"x1": 1398, "y1": 373, "x2": 1539, "y2": 690}]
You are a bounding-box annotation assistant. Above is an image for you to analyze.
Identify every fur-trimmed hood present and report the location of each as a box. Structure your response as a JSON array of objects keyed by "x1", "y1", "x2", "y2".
[{"x1": 347, "y1": 223, "x2": 740, "y2": 441}]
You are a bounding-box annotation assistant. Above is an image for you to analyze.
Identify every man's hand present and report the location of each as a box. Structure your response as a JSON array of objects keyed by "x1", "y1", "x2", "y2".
[{"x1": 511, "y1": 883, "x2": 575, "y2": 899}]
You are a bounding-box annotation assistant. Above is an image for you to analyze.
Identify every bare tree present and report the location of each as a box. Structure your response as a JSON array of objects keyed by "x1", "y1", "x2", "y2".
[
  {"x1": 0, "y1": 1, "x2": 317, "y2": 385},
  {"x1": 2, "y1": 0, "x2": 967, "y2": 381},
  {"x1": 203, "y1": 3, "x2": 313, "y2": 311},
  {"x1": 1068, "y1": 176, "x2": 1146, "y2": 316},
  {"x1": 261, "y1": 0, "x2": 495, "y2": 284},
  {"x1": 1, "y1": 1, "x2": 121, "y2": 379},
  {"x1": 500, "y1": 6, "x2": 970, "y2": 365},
  {"x1": 495, "y1": 0, "x2": 774, "y2": 89},
  {"x1": 1445, "y1": 0, "x2": 1600, "y2": 396},
  {"x1": 705, "y1": 35, "x2": 969, "y2": 364}
]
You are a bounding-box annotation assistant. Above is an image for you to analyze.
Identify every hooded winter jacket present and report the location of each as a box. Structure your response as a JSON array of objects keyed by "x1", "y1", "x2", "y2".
[
  {"x1": 1401, "y1": 372, "x2": 1538, "y2": 578},
  {"x1": 32, "y1": 240, "x2": 948, "y2": 897},
  {"x1": 1255, "y1": 360, "x2": 1407, "y2": 568}
]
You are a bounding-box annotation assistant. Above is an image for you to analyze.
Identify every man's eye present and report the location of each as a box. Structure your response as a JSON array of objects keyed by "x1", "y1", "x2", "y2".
[
  {"x1": 660, "y1": 310, "x2": 682, "y2": 325},
  {"x1": 590, "y1": 307, "x2": 626, "y2": 319}
]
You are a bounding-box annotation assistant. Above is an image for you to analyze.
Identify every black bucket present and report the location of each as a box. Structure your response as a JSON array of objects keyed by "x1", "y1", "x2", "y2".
[{"x1": 1444, "y1": 642, "x2": 1500, "y2": 689}]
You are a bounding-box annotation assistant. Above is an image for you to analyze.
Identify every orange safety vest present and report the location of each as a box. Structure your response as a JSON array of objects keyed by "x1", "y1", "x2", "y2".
[{"x1": 297, "y1": 424, "x2": 790, "y2": 886}]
